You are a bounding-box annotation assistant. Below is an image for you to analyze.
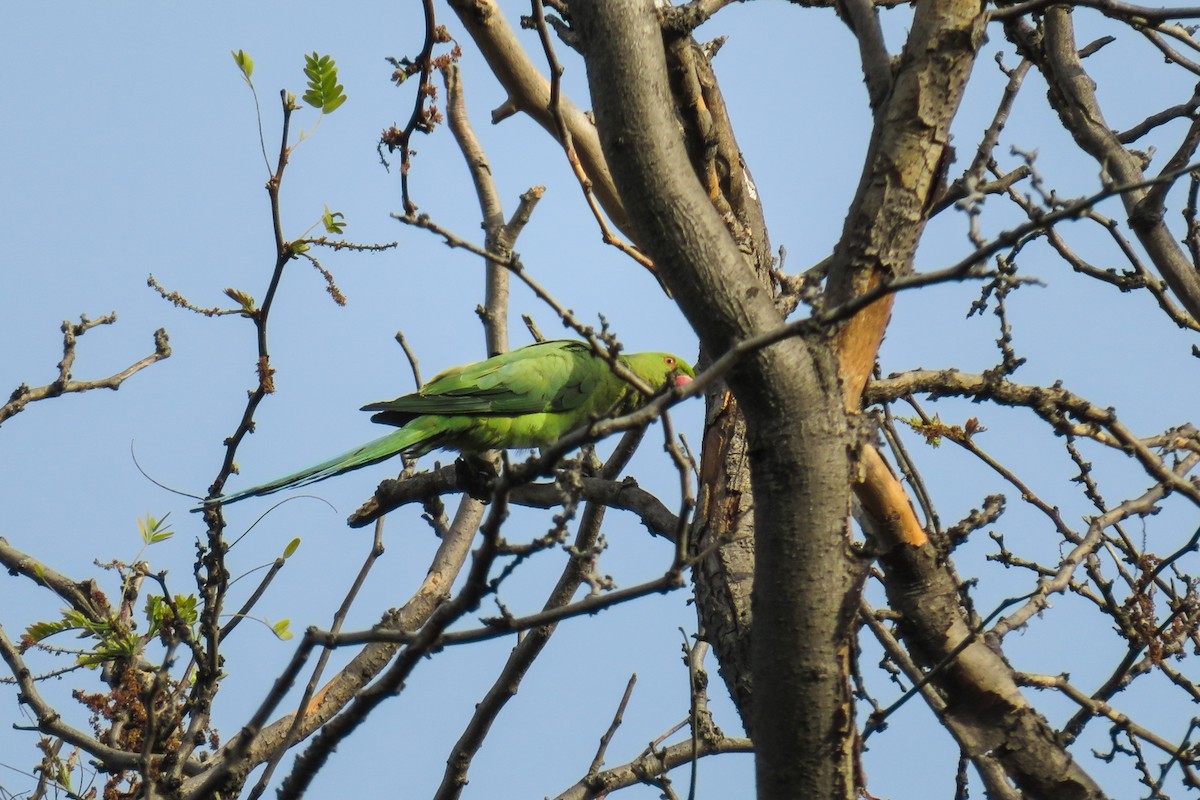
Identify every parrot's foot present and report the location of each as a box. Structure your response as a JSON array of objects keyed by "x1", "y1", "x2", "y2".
[{"x1": 456, "y1": 454, "x2": 500, "y2": 501}]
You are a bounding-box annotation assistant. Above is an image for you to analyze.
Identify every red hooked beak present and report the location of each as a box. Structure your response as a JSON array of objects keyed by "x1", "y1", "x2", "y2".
[{"x1": 674, "y1": 374, "x2": 693, "y2": 387}]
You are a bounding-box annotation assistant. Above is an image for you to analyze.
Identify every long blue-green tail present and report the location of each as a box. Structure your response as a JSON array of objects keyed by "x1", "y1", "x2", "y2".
[{"x1": 198, "y1": 419, "x2": 442, "y2": 509}]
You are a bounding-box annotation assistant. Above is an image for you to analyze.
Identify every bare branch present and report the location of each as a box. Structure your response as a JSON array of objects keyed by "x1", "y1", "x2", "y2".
[
  {"x1": 445, "y1": 0, "x2": 631, "y2": 233},
  {"x1": 1006, "y1": 10, "x2": 1200, "y2": 324},
  {"x1": 276, "y1": 487, "x2": 509, "y2": 799},
  {"x1": 835, "y1": 0, "x2": 893, "y2": 111},
  {"x1": 0, "y1": 538, "x2": 113, "y2": 622},
  {"x1": 2, "y1": 317, "x2": 170, "y2": 426},
  {"x1": 529, "y1": 0, "x2": 657, "y2": 277},
  {"x1": 552, "y1": 734, "x2": 753, "y2": 800},
  {"x1": 991, "y1": 0, "x2": 1200, "y2": 23},
  {"x1": 588, "y1": 674, "x2": 637, "y2": 775},
  {"x1": 442, "y1": 62, "x2": 516, "y2": 354}
]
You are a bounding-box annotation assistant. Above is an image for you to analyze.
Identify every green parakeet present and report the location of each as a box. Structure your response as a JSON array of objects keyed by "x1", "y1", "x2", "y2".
[{"x1": 203, "y1": 340, "x2": 694, "y2": 507}]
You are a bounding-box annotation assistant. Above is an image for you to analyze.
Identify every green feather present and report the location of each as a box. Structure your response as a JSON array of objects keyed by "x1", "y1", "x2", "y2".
[
  {"x1": 205, "y1": 417, "x2": 452, "y2": 506},
  {"x1": 199, "y1": 340, "x2": 693, "y2": 509}
]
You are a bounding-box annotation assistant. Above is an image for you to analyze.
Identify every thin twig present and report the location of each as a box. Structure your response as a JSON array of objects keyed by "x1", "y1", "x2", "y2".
[{"x1": 588, "y1": 674, "x2": 638, "y2": 775}]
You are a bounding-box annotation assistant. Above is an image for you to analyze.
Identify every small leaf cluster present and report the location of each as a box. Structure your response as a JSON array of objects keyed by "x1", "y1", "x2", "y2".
[
  {"x1": 145, "y1": 593, "x2": 199, "y2": 644},
  {"x1": 24, "y1": 591, "x2": 199, "y2": 668},
  {"x1": 899, "y1": 414, "x2": 987, "y2": 447},
  {"x1": 232, "y1": 48, "x2": 254, "y2": 81},
  {"x1": 23, "y1": 513, "x2": 195, "y2": 667},
  {"x1": 24, "y1": 611, "x2": 137, "y2": 668},
  {"x1": 269, "y1": 618, "x2": 294, "y2": 641},
  {"x1": 302, "y1": 52, "x2": 347, "y2": 114},
  {"x1": 322, "y1": 204, "x2": 347, "y2": 235},
  {"x1": 137, "y1": 512, "x2": 173, "y2": 545}
]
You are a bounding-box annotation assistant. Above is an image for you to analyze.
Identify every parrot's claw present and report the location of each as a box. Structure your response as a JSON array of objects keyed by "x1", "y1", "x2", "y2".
[{"x1": 456, "y1": 454, "x2": 501, "y2": 502}]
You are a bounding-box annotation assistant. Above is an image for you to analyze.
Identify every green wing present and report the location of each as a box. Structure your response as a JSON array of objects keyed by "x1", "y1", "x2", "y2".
[{"x1": 363, "y1": 340, "x2": 610, "y2": 425}]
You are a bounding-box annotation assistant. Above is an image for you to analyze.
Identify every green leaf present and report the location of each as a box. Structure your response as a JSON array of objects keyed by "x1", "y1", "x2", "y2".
[
  {"x1": 174, "y1": 594, "x2": 199, "y2": 627},
  {"x1": 79, "y1": 632, "x2": 140, "y2": 667},
  {"x1": 26, "y1": 619, "x2": 74, "y2": 642},
  {"x1": 321, "y1": 205, "x2": 347, "y2": 235},
  {"x1": 145, "y1": 593, "x2": 199, "y2": 640},
  {"x1": 282, "y1": 538, "x2": 300, "y2": 559},
  {"x1": 57, "y1": 762, "x2": 73, "y2": 792},
  {"x1": 145, "y1": 595, "x2": 165, "y2": 638},
  {"x1": 224, "y1": 287, "x2": 257, "y2": 315},
  {"x1": 231, "y1": 49, "x2": 254, "y2": 80},
  {"x1": 27, "y1": 610, "x2": 111, "y2": 643},
  {"x1": 271, "y1": 618, "x2": 294, "y2": 641},
  {"x1": 302, "y1": 52, "x2": 347, "y2": 114},
  {"x1": 138, "y1": 512, "x2": 174, "y2": 544},
  {"x1": 146, "y1": 595, "x2": 164, "y2": 619}
]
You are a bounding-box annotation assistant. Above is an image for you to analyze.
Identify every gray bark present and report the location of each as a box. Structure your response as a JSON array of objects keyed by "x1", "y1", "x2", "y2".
[{"x1": 573, "y1": 2, "x2": 866, "y2": 797}]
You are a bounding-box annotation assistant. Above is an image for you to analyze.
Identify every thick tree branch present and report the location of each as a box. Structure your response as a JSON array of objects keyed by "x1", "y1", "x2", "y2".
[
  {"x1": 859, "y1": 598, "x2": 1022, "y2": 799},
  {"x1": 445, "y1": 0, "x2": 631, "y2": 234},
  {"x1": 572, "y1": 3, "x2": 863, "y2": 798},
  {"x1": 0, "y1": 538, "x2": 113, "y2": 622},
  {"x1": 825, "y1": 0, "x2": 985, "y2": 404},
  {"x1": 874, "y1": 540, "x2": 1107, "y2": 798},
  {"x1": 836, "y1": 0, "x2": 894, "y2": 112},
  {"x1": 991, "y1": 0, "x2": 1200, "y2": 23},
  {"x1": 822, "y1": 0, "x2": 991, "y2": 561},
  {"x1": 349, "y1": 463, "x2": 679, "y2": 536}
]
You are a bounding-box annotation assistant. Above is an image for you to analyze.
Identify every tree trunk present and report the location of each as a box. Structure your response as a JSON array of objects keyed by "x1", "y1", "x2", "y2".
[{"x1": 573, "y1": 2, "x2": 865, "y2": 796}]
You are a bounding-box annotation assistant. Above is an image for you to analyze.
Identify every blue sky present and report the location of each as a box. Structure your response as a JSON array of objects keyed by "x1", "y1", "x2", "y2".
[{"x1": 3, "y1": 3, "x2": 1199, "y2": 798}]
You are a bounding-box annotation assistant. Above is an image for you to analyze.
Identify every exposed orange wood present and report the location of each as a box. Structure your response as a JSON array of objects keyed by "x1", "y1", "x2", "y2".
[
  {"x1": 857, "y1": 444, "x2": 928, "y2": 547},
  {"x1": 837, "y1": 281, "x2": 928, "y2": 548},
  {"x1": 836, "y1": 293, "x2": 894, "y2": 410}
]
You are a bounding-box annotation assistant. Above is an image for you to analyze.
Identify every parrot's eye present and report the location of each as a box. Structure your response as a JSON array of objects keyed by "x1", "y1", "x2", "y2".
[{"x1": 665, "y1": 357, "x2": 676, "y2": 367}]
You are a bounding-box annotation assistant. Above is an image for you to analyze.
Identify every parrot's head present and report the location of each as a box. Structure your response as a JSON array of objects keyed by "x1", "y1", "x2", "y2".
[{"x1": 625, "y1": 352, "x2": 695, "y2": 394}]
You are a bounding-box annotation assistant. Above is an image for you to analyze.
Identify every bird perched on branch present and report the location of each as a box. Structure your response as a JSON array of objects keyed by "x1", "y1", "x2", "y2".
[{"x1": 201, "y1": 339, "x2": 694, "y2": 508}]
